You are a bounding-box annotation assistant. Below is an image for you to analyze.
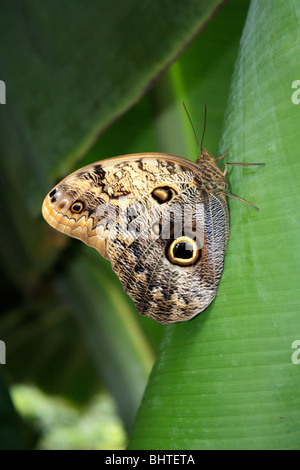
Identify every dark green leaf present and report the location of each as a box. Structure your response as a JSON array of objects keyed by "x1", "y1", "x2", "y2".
[
  {"x1": 0, "y1": 375, "x2": 22, "y2": 450},
  {"x1": 0, "y1": 0, "x2": 225, "y2": 215}
]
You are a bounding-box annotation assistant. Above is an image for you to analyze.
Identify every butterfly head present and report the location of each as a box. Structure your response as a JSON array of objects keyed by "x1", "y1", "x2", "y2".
[{"x1": 196, "y1": 148, "x2": 215, "y2": 163}]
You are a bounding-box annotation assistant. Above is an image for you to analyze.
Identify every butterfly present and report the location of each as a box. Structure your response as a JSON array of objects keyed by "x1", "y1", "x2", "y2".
[
  {"x1": 42, "y1": 141, "x2": 263, "y2": 324},
  {"x1": 42, "y1": 104, "x2": 264, "y2": 324}
]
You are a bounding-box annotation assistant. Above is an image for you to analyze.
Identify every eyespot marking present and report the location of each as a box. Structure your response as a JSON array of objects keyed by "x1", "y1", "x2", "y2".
[
  {"x1": 151, "y1": 186, "x2": 177, "y2": 204},
  {"x1": 70, "y1": 201, "x2": 84, "y2": 213},
  {"x1": 49, "y1": 188, "x2": 58, "y2": 198},
  {"x1": 166, "y1": 236, "x2": 201, "y2": 266}
]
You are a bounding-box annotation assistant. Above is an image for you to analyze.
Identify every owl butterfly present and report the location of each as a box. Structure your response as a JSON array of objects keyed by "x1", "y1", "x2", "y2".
[{"x1": 42, "y1": 110, "x2": 263, "y2": 324}]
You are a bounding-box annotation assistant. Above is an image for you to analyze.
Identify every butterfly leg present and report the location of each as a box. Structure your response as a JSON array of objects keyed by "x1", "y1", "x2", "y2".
[{"x1": 215, "y1": 148, "x2": 229, "y2": 162}]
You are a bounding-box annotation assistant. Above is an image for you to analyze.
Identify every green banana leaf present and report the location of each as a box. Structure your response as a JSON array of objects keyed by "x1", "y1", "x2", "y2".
[{"x1": 128, "y1": 0, "x2": 300, "y2": 449}]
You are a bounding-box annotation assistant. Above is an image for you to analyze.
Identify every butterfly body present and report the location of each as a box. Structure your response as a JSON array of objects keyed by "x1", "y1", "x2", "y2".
[{"x1": 42, "y1": 151, "x2": 230, "y2": 324}]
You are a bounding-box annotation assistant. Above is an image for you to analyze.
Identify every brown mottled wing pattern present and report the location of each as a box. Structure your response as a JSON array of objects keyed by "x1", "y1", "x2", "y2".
[{"x1": 42, "y1": 153, "x2": 229, "y2": 324}]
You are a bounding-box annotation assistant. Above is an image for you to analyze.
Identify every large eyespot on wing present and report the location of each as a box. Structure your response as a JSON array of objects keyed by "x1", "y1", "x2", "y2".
[{"x1": 165, "y1": 236, "x2": 201, "y2": 266}]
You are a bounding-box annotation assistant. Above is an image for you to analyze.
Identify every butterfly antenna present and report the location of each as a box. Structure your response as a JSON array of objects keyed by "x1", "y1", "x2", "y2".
[
  {"x1": 200, "y1": 103, "x2": 207, "y2": 152},
  {"x1": 182, "y1": 102, "x2": 202, "y2": 154}
]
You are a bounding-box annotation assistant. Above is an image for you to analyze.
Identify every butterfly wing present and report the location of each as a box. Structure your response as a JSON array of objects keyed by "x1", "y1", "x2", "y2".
[{"x1": 42, "y1": 153, "x2": 229, "y2": 324}]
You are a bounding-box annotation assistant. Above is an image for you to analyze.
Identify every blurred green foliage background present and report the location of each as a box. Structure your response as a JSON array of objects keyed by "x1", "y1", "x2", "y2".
[{"x1": 0, "y1": 0, "x2": 300, "y2": 450}]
